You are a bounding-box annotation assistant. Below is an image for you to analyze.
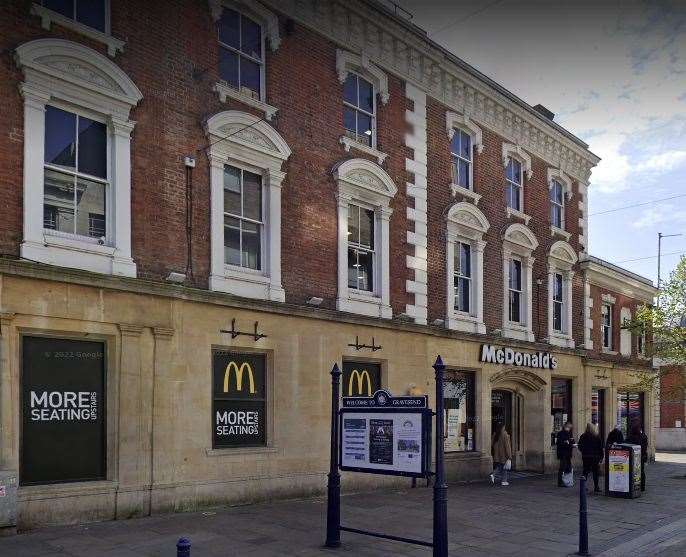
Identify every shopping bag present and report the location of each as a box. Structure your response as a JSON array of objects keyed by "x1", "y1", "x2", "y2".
[
  {"x1": 504, "y1": 459, "x2": 512, "y2": 470},
  {"x1": 562, "y1": 470, "x2": 574, "y2": 487}
]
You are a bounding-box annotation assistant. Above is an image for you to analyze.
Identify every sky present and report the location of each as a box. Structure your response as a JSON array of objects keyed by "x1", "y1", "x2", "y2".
[{"x1": 394, "y1": 0, "x2": 686, "y2": 286}]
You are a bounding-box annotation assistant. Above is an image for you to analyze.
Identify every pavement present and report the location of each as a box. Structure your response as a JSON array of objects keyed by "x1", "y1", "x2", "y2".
[{"x1": 2, "y1": 452, "x2": 686, "y2": 556}]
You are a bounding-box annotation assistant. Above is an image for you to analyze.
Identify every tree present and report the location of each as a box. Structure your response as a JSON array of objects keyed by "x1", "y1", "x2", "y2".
[{"x1": 624, "y1": 256, "x2": 686, "y2": 398}]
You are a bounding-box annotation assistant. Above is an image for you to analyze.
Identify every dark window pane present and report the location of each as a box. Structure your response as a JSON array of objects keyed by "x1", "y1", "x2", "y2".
[
  {"x1": 512, "y1": 159, "x2": 522, "y2": 183},
  {"x1": 343, "y1": 107, "x2": 357, "y2": 135},
  {"x1": 509, "y1": 260, "x2": 521, "y2": 290},
  {"x1": 343, "y1": 74, "x2": 357, "y2": 105},
  {"x1": 509, "y1": 291, "x2": 520, "y2": 323},
  {"x1": 460, "y1": 243, "x2": 471, "y2": 277},
  {"x1": 554, "y1": 274, "x2": 563, "y2": 301},
  {"x1": 88, "y1": 212, "x2": 106, "y2": 238},
  {"x1": 44, "y1": 0, "x2": 73, "y2": 18},
  {"x1": 242, "y1": 170, "x2": 262, "y2": 221},
  {"x1": 241, "y1": 221, "x2": 261, "y2": 270},
  {"x1": 77, "y1": 116, "x2": 107, "y2": 178},
  {"x1": 76, "y1": 0, "x2": 106, "y2": 32},
  {"x1": 219, "y1": 48, "x2": 239, "y2": 88},
  {"x1": 223, "y1": 166, "x2": 241, "y2": 215},
  {"x1": 45, "y1": 106, "x2": 76, "y2": 168},
  {"x1": 357, "y1": 112, "x2": 372, "y2": 146},
  {"x1": 347, "y1": 247, "x2": 358, "y2": 289},
  {"x1": 460, "y1": 131, "x2": 471, "y2": 158},
  {"x1": 75, "y1": 176, "x2": 105, "y2": 237},
  {"x1": 347, "y1": 204, "x2": 359, "y2": 243},
  {"x1": 457, "y1": 277, "x2": 470, "y2": 313},
  {"x1": 458, "y1": 159, "x2": 470, "y2": 188},
  {"x1": 358, "y1": 76, "x2": 374, "y2": 113},
  {"x1": 224, "y1": 216, "x2": 240, "y2": 266},
  {"x1": 44, "y1": 169, "x2": 75, "y2": 234},
  {"x1": 551, "y1": 204, "x2": 562, "y2": 228},
  {"x1": 357, "y1": 249, "x2": 373, "y2": 291},
  {"x1": 554, "y1": 303, "x2": 562, "y2": 331},
  {"x1": 240, "y1": 57, "x2": 261, "y2": 95},
  {"x1": 241, "y1": 15, "x2": 262, "y2": 58},
  {"x1": 44, "y1": 206, "x2": 57, "y2": 230},
  {"x1": 218, "y1": 8, "x2": 240, "y2": 48},
  {"x1": 359, "y1": 207, "x2": 374, "y2": 249}
]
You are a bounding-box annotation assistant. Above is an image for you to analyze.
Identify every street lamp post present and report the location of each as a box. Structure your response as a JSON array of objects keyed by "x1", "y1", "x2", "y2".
[{"x1": 657, "y1": 232, "x2": 683, "y2": 305}]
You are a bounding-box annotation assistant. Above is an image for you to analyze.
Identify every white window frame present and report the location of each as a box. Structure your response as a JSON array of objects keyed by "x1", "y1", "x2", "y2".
[
  {"x1": 602, "y1": 301, "x2": 614, "y2": 351},
  {"x1": 508, "y1": 258, "x2": 523, "y2": 324},
  {"x1": 206, "y1": 110, "x2": 291, "y2": 302},
  {"x1": 547, "y1": 240, "x2": 577, "y2": 348},
  {"x1": 342, "y1": 71, "x2": 377, "y2": 150},
  {"x1": 16, "y1": 38, "x2": 142, "y2": 277},
  {"x1": 31, "y1": 1, "x2": 124, "y2": 57},
  {"x1": 550, "y1": 180, "x2": 565, "y2": 229},
  {"x1": 502, "y1": 144, "x2": 532, "y2": 224},
  {"x1": 209, "y1": 0, "x2": 280, "y2": 121},
  {"x1": 334, "y1": 158, "x2": 397, "y2": 319},
  {"x1": 502, "y1": 223, "x2": 538, "y2": 341},
  {"x1": 445, "y1": 202, "x2": 489, "y2": 334},
  {"x1": 552, "y1": 272, "x2": 564, "y2": 332},
  {"x1": 620, "y1": 307, "x2": 632, "y2": 357},
  {"x1": 548, "y1": 168, "x2": 573, "y2": 237},
  {"x1": 347, "y1": 202, "x2": 377, "y2": 293},
  {"x1": 446, "y1": 112, "x2": 483, "y2": 203},
  {"x1": 454, "y1": 242, "x2": 472, "y2": 313}
]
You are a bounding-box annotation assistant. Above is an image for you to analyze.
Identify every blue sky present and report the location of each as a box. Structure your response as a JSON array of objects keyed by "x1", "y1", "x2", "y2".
[{"x1": 397, "y1": 0, "x2": 686, "y2": 285}]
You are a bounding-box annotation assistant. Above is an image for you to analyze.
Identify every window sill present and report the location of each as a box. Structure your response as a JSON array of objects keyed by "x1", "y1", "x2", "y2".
[
  {"x1": 550, "y1": 226, "x2": 571, "y2": 241},
  {"x1": 31, "y1": 4, "x2": 125, "y2": 57},
  {"x1": 446, "y1": 313, "x2": 486, "y2": 334},
  {"x1": 450, "y1": 183, "x2": 481, "y2": 205},
  {"x1": 205, "y1": 446, "x2": 279, "y2": 457},
  {"x1": 549, "y1": 332, "x2": 575, "y2": 348},
  {"x1": 602, "y1": 348, "x2": 618, "y2": 356},
  {"x1": 339, "y1": 136, "x2": 387, "y2": 165},
  {"x1": 19, "y1": 480, "x2": 118, "y2": 501},
  {"x1": 210, "y1": 269, "x2": 285, "y2": 302},
  {"x1": 213, "y1": 82, "x2": 278, "y2": 121},
  {"x1": 506, "y1": 207, "x2": 531, "y2": 225},
  {"x1": 502, "y1": 323, "x2": 534, "y2": 342},
  {"x1": 338, "y1": 293, "x2": 392, "y2": 319}
]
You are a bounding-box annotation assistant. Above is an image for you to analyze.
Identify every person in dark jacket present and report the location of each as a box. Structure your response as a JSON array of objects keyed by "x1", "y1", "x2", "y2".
[
  {"x1": 556, "y1": 421, "x2": 575, "y2": 487},
  {"x1": 606, "y1": 425, "x2": 624, "y2": 448},
  {"x1": 626, "y1": 422, "x2": 648, "y2": 491},
  {"x1": 578, "y1": 423, "x2": 604, "y2": 492}
]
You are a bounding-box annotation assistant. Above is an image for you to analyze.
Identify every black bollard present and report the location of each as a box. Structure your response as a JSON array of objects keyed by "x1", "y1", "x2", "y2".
[
  {"x1": 325, "y1": 363, "x2": 342, "y2": 548},
  {"x1": 432, "y1": 356, "x2": 448, "y2": 557},
  {"x1": 577, "y1": 476, "x2": 589, "y2": 556},
  {"x1": 177, "y1": 537, "x2": 191, "y2": 557}
]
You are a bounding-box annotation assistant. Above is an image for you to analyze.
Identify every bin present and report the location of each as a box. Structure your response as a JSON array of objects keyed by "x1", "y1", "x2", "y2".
[{"x1": 605, "y1": 443, "x2": 641, "y2": 499}]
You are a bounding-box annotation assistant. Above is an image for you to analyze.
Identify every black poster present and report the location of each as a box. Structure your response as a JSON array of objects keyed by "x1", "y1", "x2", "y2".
[
  {"x1": 342, "y1": 361, "x2": 381, "y2": 397},
  {"x1": 369, "y1": 419, "x2": 393, "y2": 465},
  {"x1": 21, "y1": 336, "x2": 106, "y2": 486},
  {"x1": 212, "y1": 351, "x2": 266, "y2": 448}
]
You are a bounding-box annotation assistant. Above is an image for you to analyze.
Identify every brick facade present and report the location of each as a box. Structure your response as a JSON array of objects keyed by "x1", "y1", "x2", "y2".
[{"x1": 660, "y1": 365, "x2": 686, "y2": 428}]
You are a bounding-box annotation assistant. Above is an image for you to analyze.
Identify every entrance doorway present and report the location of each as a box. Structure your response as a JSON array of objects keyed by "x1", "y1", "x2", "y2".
[{"x1": 491, "y1": 389, "x2": 512, "y2": 438}]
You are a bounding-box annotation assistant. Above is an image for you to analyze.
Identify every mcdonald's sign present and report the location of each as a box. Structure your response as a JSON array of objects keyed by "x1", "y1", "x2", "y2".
[
  {"x1": 343, "y1": 361, "x2": 381, "y2": 397},
  {"x1": 223, "y1": 361, "x2": 256, "y2": 394}
]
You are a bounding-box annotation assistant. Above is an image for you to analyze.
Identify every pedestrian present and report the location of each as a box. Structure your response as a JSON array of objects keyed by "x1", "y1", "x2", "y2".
[
  {"x1": 578, "y1": 423, "x2": 604, "y2": 493},
  {"x1": 606, "y1": 425, "x2": 624, "y2": 447},
  {"x1": 556, "y1": 421, "x2": 575, "y2": 487},
  {"x1": 626, "y1": 422, "x2": 648, "y2": 491},
  {"x1": 490, "y1": 423, "x2": 512, "y2": 487}
]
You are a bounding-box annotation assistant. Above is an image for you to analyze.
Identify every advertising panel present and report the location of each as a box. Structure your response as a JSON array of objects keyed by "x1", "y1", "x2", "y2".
[
  {"x1": 607, "y1": 448, "x2": 630, "y2": 493},
  {"x1": 21, "y1": 336, "x2": 106, "y2": 485}
]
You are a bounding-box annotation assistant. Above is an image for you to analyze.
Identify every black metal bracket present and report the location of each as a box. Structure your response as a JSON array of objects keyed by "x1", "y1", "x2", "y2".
[
  {"x1": 220, "y1": 318, "x2": 267, "y2": 341},
  {"x1": 347, "y1": 335, "x2": 382, "y2": 351}
]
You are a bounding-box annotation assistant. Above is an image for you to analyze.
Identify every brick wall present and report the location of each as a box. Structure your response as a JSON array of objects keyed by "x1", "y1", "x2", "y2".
[{"x1": 660, "y1": 365, "x2": 685, "y2": 428}]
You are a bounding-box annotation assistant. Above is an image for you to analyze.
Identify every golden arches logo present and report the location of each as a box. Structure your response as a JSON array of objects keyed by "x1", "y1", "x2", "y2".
[
  {"x1": 223, "y1": 361, "x2": 256, "y2": 394},
  {"x1": 348, "y1": 369, "x2": 372, "y2": 396}
]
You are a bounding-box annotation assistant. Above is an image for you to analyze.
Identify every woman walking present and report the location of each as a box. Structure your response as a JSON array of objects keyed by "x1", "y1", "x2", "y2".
[
  {"x1": 556, "y1": 421, "x2": 575, "y2": 487},
  {"x1": 490, "y1": 423, "x2": 512, "y2": 486},
  {"x1": 578, "y1": 423, "x2": 604, "y2": 493}
]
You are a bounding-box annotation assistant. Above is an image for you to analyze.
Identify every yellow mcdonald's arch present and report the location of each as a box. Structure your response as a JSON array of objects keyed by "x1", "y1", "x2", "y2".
[
  {"x1": 348, "y1": 369, "x2": 372, "y2": 396},
  {"x1": 223, "y1": 361, "x2": 256, "y2": 394}
]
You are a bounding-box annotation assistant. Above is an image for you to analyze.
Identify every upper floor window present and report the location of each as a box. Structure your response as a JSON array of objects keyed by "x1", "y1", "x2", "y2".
[
  {"x1": 508, "y1": 258, "x2": 522, "y2": 323},
  {"x1": 547, "y1": 241, "x2": 576, "y2": 347},
  {"x1": 552, "y1": 272, "x2": 564, "y2": 332},
  {"x1": 223, "y1": 165, "x2": 263, "y2": 270},
  {"x1": 454, "y1": 242, "x2": 472, "y2": 313},
  {"x1": 343, "y1": 73, "x2": 375, "y2": 148},
  {"x1": 637, "y1": 329, "x2": 645, "y2": 356},
  {"x1": 505, "y1": 158, "x2": 522, "y2": 211},
  {"x1": 550, "y1": 179, "x2": 564, "y2": 229},
  {"x1": 451, "y1": 129, "x2": 472, "y2": 190},
  {"x1": 218, "y1": 7, "x2": 263, "y2": 99},
  {"x1": 347, "y1": 203, "x2": 375, "y2": 292},
  {"x1": 602, "y1": 303, "x2": 613, "y2": 349},
  {"x1": 40, "y1": 0, "x2": 106, "y2": 32}
]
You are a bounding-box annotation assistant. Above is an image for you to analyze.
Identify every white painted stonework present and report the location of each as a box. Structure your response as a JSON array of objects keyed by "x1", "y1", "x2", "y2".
[
  {"x1": 502, "y1": 223, "x2": 538, "y2": 342},
  {"x1": 547, "y1": 240, "x2": 577, "y2": 348}
]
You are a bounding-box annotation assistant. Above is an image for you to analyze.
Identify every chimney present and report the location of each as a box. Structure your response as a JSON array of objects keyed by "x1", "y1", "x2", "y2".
[{"x1": 533, "y1": 104, "x2": 555, "y2": 121}]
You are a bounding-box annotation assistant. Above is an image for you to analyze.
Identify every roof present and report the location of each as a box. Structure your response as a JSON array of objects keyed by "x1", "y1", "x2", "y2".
[{"x1": 580, "y1": 255, "x2": 658, "y2": 302}]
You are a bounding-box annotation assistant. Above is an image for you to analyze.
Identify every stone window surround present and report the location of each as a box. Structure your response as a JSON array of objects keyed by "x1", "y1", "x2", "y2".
[
  {"x1": 16, "y1": 38, "x2": 142, "y2": 277},
  {"x1": 502, "y1": 223, "x2": 538, "y2": 342},
  {"x1": 601, "y1": 293, "x2": 616, "y2": 354},
  {"x1": 502, "y1": 143, "x2": 533, "y2": 223},
  {"x1": 548, "y1": 167, "x2": 573, "y2": 233},
  {"x1": 445, "y1": 202, "x2": 489, "y2": 334},
  {"x1": 446, "y1": 112, "x2": 483, "y2": 202},
  {"x1": 334, "y1": 158, "x2": 397, "y2": 319},
  {"x1": 619, "y1": 306, "x2": 632, "y2": 357},
  {"x1": 205, "y1": 110, "x2": 291, "y2": 302},
  {"x1": 31, "y1": 2, "x2": 125, "y2": 57},
  {"x1": 547, "y1": 240, "x2": 577, "y2": 348}
]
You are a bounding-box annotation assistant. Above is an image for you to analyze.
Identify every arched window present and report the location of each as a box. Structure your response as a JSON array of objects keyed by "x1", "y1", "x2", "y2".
[
  {"x1": 502, "y1": 223, "x2": 538, "y2": 341},
  {"x1": 547, "y1": 240, "x2": 578, "y2": 348}
]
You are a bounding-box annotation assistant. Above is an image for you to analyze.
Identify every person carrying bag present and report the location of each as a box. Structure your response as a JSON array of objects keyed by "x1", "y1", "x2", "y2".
[
  {"x1": 556, "y1": 421, "x2": 575, "y2": 488},
  {"x1": 490, "y1": 423, "x2": 513, "y2": 486}
]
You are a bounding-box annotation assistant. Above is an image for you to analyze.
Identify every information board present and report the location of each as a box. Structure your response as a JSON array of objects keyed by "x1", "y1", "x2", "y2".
[{"x1": 607, "y1": 448, "x2": 630, "y2": 493}]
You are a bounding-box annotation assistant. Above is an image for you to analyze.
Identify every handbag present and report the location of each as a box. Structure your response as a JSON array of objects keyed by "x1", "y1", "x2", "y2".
[
  {"x1": 504, "y1": 459, "x2": 512, "y2": 470},
  {"x1": 562, "y1": 470, "x2": 574, "y2": 487}
]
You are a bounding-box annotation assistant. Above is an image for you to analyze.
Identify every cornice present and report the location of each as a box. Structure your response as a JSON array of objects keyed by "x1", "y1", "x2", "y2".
[
  {"x1": 580, "y1": 259, "x2": 657, "y2": 303},
  {"x1": 261, "y1": 0, "x2": 599, "y2": 185}
]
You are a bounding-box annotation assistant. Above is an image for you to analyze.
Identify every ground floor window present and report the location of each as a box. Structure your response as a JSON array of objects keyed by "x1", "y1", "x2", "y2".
[
  {"x1": 444, "y1": 370, "x2": 476, "y2": 452},
  {"x1": 21, "y1": 336, "x2": 106, "y2": 486},
  {"x1": 617, "y1": 391, "x2": 644, "y2": 438},
  {"x1": 212, "y1": 351, "x2": 267, "y2": 448},
  {"x1": 551, "y1": 378, "x2": 572, "y2": 446},
  {"x1": 342, "y1": 360, "x2": 381, "y2": 397},
  {"x1": 591, "y1": 387, "x2": 606, "y2": 441}
]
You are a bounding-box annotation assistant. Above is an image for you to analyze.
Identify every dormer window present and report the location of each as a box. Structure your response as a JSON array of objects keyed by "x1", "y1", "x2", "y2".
[
  {"x1": 218, "y1": 7, "x2": 263, "y2": 99},
  {"x1": 505, "y1": 158, "x2": 523, "y2": 211}
]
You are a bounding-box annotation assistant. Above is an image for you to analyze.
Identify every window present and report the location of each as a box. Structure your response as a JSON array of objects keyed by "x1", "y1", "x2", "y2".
[
  {"x1": 602, "y1": 303, "x2": 613, "y2": 349},
  {"x1": 454, "y1": 242, "x2": 471, "y2": 313},
  {"x1": 347, "y1": 204, "x2": 375, "y2": 292},
  {"x1": 552, "y1": 272, "x2": 564, "y2": 332},
  {"x1": 218, "y1": 7, "x2": 263, "y2": 99},
  {"x1": 637, "y1": 329, "x2": 645, "y2": 356},
  {"x1": 41, "y1": 0, "x2": 106, "y2": 32},
  {"x1": 450, "y1": 129, "x2": 472, "y2": 189},
  {"x1": 444, "y1": 371, "x2": 476, "y2": 453},
  {"x1": 551, "y1": 378, "x2": 572, "y2": 446},
  {"x1": 212, "y1": 351, "x2": 267, "y2": 448},
  {"x1": 342, "y1": 361, "x2": 381, "y2": 397},
  {"x1": 508, "y1": 258, "x2": 522, "y2": 323},
  {"x1": 223, "y1": 165, "x2": 263, "y2": 270},
  {"x1": 617, "y1": 391, "x2": 644, "y2": 438},
  {"x1": 343, "y1": 73, "x2": 375, "y2": 148},
  {"x1": 591, "y1": 388, "x2": 606, "y2": 441},
  {"x1": 43, "y1": 106, "x2": 108, "y2": 241},
  {"x1": 550, "y1": 179, "x2": 564, "y2": 229},
  {"x1": 505, "y1": 158, "x2": 522, "y2": 211}
]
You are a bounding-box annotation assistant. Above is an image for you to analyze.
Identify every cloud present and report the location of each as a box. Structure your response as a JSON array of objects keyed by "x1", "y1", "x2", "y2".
[{"x1": 638, "y1": 150, "x2": 686, "y2": 172}]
